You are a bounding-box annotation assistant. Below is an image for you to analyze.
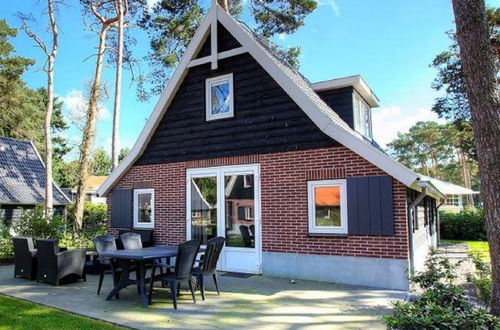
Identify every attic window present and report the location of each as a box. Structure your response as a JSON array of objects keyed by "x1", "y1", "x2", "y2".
[
  {"x1": 206, "y1": 73, "x2": 234, "y2": 121},
  {"x1": 353, "y1": 94, "x2": 373, "y2": 140}
]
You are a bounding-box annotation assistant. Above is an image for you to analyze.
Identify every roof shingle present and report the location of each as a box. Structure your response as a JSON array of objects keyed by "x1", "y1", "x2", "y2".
[{"x1": 0, "y1": 137, "x2": 70, "y2": 205}]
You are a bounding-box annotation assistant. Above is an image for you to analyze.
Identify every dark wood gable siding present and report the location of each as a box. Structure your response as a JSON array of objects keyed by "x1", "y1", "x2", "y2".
[
  {"x1": 136, "y1": 31, "x2": 339, "y2": 165},
  {"x1": 316, "y1": 87, "x2": 355, "y2": 130}
]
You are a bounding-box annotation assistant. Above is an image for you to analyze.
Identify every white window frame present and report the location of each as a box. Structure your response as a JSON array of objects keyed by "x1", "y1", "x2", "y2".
[
  {"x1": 307, "y1": 179, "x2": 348, "y2": 234},
  {"x1": 353, "y1": 94, "x2": 373, "y2": 140},
  {"x1": 133, "y1": 188, "x2": 155, "y2": 229},
  {"x1": 205, "y1": 73, "x2": 234, "y2": 121}
]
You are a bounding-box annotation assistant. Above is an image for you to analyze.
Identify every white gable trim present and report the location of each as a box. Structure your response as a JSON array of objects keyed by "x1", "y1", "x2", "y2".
[{"x1": 98, "y1": 4, "x2": 421, "y2": 196}]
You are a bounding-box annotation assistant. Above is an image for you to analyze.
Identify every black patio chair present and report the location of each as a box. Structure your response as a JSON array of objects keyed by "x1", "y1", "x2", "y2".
[
  {"x1": 36, "y1": 239, "x2": 86, "y2": 286},
  {"x1": 239, "y1": 225, "x2": 253, "y2": 248},
  {"x1": 93, "y1": 235, "x2": 122, "y2": 295},
  {"x1": 249, "y1": 224, "x2": 255, "y2": 237},
  {"x1": 192, "y1": 236, "x2": 225, "y2": 300},
  {"x1": 120, "y1": 232, "x2": 143, "y2": 250},
  {"x1": 148, "y1": 240, "x2": 201, "y2": 309},
  {"x1": 13, "y1": 237, "x2": 37, "y2": 280},
  {"x1": 117, "y1": 229, "x2": 154, "y2": 249}
]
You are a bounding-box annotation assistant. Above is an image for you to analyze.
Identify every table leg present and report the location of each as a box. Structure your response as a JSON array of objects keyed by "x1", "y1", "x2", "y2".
[
  {"x1": 106, "y1": 259, "x2": 131, "y2": 301},
  {"x1": 137, "y1": 261, "x2": 149, "y2": 308}
]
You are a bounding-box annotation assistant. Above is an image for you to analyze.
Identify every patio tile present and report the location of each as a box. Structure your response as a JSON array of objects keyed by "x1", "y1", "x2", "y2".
[{"x1": 0, "y1": 265, "x2": 405, "y2": 329}]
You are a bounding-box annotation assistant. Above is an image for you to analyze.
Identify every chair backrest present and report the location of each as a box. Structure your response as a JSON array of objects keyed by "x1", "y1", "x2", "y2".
[
  {"x1": 239, "y1": 225, "x2": 252, "y2": 247},
  {"x1": 174, "y1": 240, "x2": 200, "y2": 280},
  {"x1": 249, "y1": 224, "x2": 255, "y2": 237},
  {"x1": 93, "y1": 235, "x2": 117, "y2": 264},
  {"x1": 12, "y1": 237, "x2": 34, "y2": 260},
  {"x1": 120, "y1": 232, "x2": 142, "y2": 250},
  {"x1": 118, "y1": 229, "x2": 154, "y2": 247},
  {"x1": 202, "y1": 236, "x2": 225, "y2": 274},
  {"x1": 36, "y1": 239, "x2": 59, "y2": 263}
]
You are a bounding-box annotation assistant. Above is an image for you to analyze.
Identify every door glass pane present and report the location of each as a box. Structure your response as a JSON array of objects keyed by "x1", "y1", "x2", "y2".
[
  {"x1": 191, "y1": 177, "x2": 217, "y2": 245},
  {"x1": 225, "y1": 174, "x2": 255, "y2": 248},
  {"x1": 314, "y1": 186, "x2": 341, "y2": 227}
]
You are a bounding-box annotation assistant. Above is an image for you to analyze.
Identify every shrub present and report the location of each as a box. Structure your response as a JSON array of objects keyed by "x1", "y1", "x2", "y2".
[
  {"x1": 11, "y1": 206, "x2": 66, "y2": 241},
  {"x1": 383, "y1": 250, "x2": 498, "y2": 329},
  {"x1": 0, "y1": 229, "x2": 13, "y2": 259},
  {"x1": 468, "y1": 252, "x2": 492, "y2": 308},
  {"x1": 440, "y1": 208, "x2": 486, "y2": 240},
  {"x1": 61, "y1": 202, "x2": 108, "y2": 250}
]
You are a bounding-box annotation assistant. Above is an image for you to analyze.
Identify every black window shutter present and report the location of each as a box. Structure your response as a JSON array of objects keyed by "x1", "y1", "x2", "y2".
[
  {"x1": 347, "y1": 175, "x2": 394, "y2": 236},
  {"x1": 110, "y1": 189, "x2": 133, "y2": 228}
]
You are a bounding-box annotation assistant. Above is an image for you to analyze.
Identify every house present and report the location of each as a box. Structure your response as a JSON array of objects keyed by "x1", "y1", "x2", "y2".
[
  {"x1": 98, "y1": 5, "x2": 446, "y2": 291},
  {"x1": 0, "y1": 137, "x2": 70, "y2": 225},
  {"x1": 62, "y1": 176, "x2": 108, "y2": 204},
  {"x1": 420, "y1": 176, "x2": 478, "y2": 213}
]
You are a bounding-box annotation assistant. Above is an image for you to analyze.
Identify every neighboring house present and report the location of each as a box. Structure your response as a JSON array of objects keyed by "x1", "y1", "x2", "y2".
[
  {"x1": 420, "y1": 176, "x2": 478, "y2": 213},
  {"x1": 0, "y1": 137, "x2": 70, "y2": 225},
  {"x1": 98, "y1": 5, "x2": 446, "y2": 291},
  {"x1": 62, "y1": 176, "x2": 108, "y2": 204}
]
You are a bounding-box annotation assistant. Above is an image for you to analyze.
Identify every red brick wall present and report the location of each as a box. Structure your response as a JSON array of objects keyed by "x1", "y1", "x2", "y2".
[{"x1": 108, "y1": 146, "x2": 409, "y2": 259}]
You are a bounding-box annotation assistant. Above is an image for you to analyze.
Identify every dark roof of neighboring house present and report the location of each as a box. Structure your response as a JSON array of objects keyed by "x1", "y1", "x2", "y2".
[{"x1": 0, "y1": 137, "x2": 70, "y2": 205}]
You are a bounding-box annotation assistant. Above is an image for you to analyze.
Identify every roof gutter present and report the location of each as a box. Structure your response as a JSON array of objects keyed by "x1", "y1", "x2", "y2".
[{"x1": 410, "y1": 179, "x2": 446, "y2": 200}]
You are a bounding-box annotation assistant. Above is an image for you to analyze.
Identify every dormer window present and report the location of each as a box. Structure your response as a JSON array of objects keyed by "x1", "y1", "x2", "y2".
[
  {"x1": 206, "y1": 73, "x2": 234, "y2": 121},
  {"x1": 353, "y1": 94, "x2": 373, "y2": 139}
]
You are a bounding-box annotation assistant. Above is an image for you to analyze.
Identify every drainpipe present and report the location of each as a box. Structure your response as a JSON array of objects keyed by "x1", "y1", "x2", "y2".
[
  {"x1": 436, "y1": 199, "x2": 445, "y2": 244},
  {"x1": 407, "y1": 186, "x2": 428, "y2": 277}
]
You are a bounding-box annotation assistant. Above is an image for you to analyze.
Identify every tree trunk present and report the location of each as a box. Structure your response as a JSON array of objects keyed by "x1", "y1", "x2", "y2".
[
  {"x1": 451, "y1": 0, "x2": 500, "y2": 316},
  {"x1": 111, "y1": 0, "x2": 125, "y2": 170},
  {"x1": 44, "y1": 0, "x2": 58, "y2": 218},
  {"x1": 218, "y1": 0, "x2": 228, "y2": 11},
  {"x1": 45, "y1": 57, "x2": 54, "y2": 217},
  {"x1": 73, "y1": 27, "x2": 109, "y2": 231}
]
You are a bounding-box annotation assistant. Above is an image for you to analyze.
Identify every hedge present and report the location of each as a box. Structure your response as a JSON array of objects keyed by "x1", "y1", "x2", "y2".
[{"x1": 439, "y1": 208, "x2": 486, "y2": 241}]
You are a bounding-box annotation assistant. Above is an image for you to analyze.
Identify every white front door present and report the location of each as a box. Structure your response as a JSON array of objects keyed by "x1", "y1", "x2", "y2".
[{"x1": 186, "y1": 164, "x2": 261, "y2": 274}]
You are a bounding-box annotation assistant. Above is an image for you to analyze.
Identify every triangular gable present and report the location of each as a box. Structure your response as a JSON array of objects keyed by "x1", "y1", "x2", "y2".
[{"x1": 98, "y1": 4, "x2": 422, "y2": 196}]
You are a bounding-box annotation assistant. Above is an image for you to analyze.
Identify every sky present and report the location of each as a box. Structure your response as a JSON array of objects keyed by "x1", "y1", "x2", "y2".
[{"x1": 1, "y1": 0, "x2": 499, "y2": 160}]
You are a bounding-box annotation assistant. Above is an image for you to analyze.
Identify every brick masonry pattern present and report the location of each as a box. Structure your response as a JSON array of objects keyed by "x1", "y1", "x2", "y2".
[{"x1": 108, "y1": 146, "x2": 409, "y2": 260}]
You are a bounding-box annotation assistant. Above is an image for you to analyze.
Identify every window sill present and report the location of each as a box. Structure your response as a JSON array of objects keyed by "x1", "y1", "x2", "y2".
[
  {"x1": 133, "y1": 225, "x2": 154, "y2": 230},
  {"x1": 308, "y1": 233, "x2": 349, "y2": 238}
]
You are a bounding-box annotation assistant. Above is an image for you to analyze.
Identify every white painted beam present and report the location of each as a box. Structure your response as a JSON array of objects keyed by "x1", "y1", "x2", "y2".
[{"x1": 187, "y1": 47, "x2": 247, "y2": 68}]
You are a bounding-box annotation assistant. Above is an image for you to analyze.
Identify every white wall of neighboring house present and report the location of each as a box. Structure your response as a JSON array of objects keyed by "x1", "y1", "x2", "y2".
[
  {"x1": 413, "y1": 204, "x2": 436, "y2": 272},
  {"x1": 89, "y1": 194, "x2": 107, "y2": 204},
  {"x1": 441, "y1": 194, "x2": 465, "y2": 213}
]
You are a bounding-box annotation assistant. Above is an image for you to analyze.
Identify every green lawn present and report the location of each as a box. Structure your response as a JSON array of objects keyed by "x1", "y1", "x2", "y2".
[
  {"x1": 0, "y1": 294, "x2": 123, "y2": 330},
  {"x1": 443, "y1": 239, "x2": 490, "y2": 261}
]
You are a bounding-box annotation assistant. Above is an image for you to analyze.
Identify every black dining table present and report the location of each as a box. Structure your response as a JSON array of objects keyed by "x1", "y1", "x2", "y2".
[{"x1": 100, "y1": 246, "x2": 182, "y2": 308}]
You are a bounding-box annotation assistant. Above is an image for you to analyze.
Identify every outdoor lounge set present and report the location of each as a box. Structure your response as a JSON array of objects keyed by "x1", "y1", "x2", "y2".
[{"x1": 12, "y1": 231, "x2": 225, "y2": 309}]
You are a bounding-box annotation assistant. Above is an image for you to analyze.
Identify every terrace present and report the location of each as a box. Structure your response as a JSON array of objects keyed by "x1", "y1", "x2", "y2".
[{"x1": 0, "y1": 264, "x2": 405, "y2": 329}]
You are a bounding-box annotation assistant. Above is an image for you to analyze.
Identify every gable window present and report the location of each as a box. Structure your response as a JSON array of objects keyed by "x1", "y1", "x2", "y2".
[
  {"x1": 307, "y1": 179, "x2": 348, "y2": 234},
  {"x1": 353, "y1": 94, "x2": 373, "y2": 139},
  {"x1": 133, "y1": 188, "x2": 154, "y2": 228},
  {"x1": 206, "y1": 73, "x2": 234, "y2": 120}
]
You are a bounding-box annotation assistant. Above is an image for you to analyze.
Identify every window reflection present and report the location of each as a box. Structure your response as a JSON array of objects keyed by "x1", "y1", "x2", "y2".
[
  {"x1": 191, "y1": 177, "x2": 217, "y2": 245},
  {"x1": 314, "y1": 186, "x2": 341, "y2": 227},
  {"x1": 137, "y1": 193, "x2": 152, "y2": 223},
  {"x1": 211, "y1": 81, "x2": 230, "y2": 114},
  {"x1": 225, "y1": 174, "x2": 255, "y2": 248}
]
